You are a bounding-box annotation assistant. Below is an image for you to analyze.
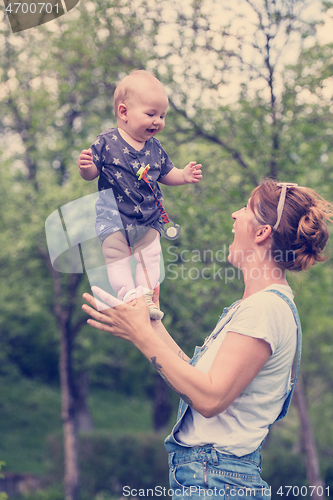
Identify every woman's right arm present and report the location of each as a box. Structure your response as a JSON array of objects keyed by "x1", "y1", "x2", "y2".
[
  {"x1": 151, "y1": 319, "x2": 190, "y2": 362},
  {"x1": 82, "y1": 287, "x2": 271, "y2": 417},
  {"x1": 148, "y1": 286, "x2": 190, "y2": 362}
]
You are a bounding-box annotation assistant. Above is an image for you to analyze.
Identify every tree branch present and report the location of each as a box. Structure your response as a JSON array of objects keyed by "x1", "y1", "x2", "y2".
[{"x1": 169, "y1": 99, "x2": 258, "y2": 186}]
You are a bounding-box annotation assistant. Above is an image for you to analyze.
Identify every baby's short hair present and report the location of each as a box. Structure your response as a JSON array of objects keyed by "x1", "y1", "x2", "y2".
[{"x1": 114, "y1": 70, "x2": 166, "y2": 117}]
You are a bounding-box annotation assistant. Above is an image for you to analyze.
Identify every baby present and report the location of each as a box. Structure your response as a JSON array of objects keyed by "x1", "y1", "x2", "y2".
[{"x1": 78, "y1": 70, "x2": 202, "y2": 319}]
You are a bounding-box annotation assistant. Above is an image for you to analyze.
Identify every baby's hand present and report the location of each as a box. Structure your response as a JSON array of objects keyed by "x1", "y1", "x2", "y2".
[
  {"x1": 78, "y1": 149, "x2": 94, "y2": 170},
  {"x1": 183, "y1": 161, "x2": 203, "y2": 184}
]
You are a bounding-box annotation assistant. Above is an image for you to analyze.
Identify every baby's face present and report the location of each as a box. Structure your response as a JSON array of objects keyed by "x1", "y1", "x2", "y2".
[{"x1": 123, "y1": 86, "x2": 169, "y2": 143}]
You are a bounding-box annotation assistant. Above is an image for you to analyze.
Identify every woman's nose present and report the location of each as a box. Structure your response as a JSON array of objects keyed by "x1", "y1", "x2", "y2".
[{"x1": 232, "y1": 206, "x2": 245, "y2": 219}]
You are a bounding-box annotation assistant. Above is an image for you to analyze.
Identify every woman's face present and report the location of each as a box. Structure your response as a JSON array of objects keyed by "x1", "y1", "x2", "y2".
[{"x1": 228, "y1": 199, "x2": 258, "y2": 268}]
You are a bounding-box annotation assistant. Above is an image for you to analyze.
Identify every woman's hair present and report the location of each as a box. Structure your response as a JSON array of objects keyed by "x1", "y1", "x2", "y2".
[{"x1": 250, "y1": 178, "x2": 333, "y2": 271}]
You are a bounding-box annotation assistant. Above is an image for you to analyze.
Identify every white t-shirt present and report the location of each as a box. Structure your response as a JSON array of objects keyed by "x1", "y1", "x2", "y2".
[{"x1": 175, "y1": 284, "x2": 297, "y2": 456}]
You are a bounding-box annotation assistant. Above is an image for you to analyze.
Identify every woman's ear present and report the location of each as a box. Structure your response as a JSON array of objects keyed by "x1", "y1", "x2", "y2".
[
  {"x1": 118, "y1": 103, "x2": 128, "y2": 123},
  {"x1": 255, "y1": 224, "x2": 272, "y2": 243}
]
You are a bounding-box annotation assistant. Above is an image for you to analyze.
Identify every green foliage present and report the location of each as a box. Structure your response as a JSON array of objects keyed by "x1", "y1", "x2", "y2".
[
  {"x1": 262, "y1": 442, "x2": 307, "y2": 499},
  {"x1": 0, "y1": 462, "x2": 8, "y2": 500},
  {"x1": 11, "y1": 489, "x2": 64, "y2": 500},
  {"x1": 48, "y1": 432, "x2": 169, "y2": 500}
]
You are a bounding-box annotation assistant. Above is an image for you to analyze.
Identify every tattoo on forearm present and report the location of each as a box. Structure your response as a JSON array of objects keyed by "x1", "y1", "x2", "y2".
[{"x1": 150, "y1": 356, "x2": 193, "y2": 406}]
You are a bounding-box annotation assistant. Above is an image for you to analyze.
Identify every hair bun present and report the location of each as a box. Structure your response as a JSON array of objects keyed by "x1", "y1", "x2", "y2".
[{"x1": 295, "y1": 205, "x2": 329, "y2": 270}]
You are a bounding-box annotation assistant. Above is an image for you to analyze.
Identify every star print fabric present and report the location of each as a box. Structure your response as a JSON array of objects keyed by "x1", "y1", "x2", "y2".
[{"x1": 92, "y1": 127, "x2": 174, "y2": 245}]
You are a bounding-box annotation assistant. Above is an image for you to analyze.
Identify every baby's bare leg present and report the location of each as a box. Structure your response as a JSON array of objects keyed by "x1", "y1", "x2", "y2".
[
  {"x1": 133, "y1": 229, "x2": 164, "y2": 320},
  {"x1": 102, "y1": 231, "x2": 135, "y2": 296},
  {"x1": 133, "y1": 229, "x2": 161, "y2": 290}
]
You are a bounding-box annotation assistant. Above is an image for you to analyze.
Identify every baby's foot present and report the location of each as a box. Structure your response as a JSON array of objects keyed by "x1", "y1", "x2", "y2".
[
  {"x1": 123, "y1": 289, "x2": 136, "y2": 302},
  {"x1": 143, "y1": 289, "x2": 164, "y2": 320}
]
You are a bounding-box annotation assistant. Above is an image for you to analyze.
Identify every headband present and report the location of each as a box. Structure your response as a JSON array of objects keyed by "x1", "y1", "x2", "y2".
[{"x1": 273, "y1": 182, "x2": 298, "y2": 230}]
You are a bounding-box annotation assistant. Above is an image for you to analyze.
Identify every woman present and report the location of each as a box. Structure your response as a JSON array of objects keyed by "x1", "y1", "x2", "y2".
[{"x1": 82, "y1": 179, "x2": 332, "y2": 499}]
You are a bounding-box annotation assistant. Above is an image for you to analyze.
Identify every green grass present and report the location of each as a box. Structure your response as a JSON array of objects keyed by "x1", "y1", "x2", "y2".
[
  {"x1": 0, "y1": 375, "x2": 153, "y2": 475},
  {"x1": 0, "y1": 376, "x2": 62, "y2": 474},
  {"x1": 88, "y1": 388, "x2": 153, "y2": 434}
]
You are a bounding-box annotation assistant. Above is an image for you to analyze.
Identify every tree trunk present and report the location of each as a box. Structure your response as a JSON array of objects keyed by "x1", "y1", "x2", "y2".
[
  {"x1": 153, "y1": 374, "x2": 173, "y2": 432},
  {"x1": 75, "y1": 370, "x2": 94, "y2": 432},
  {"x1": 60, "y1": 320, "x2": 80, "y2": 500},
  {"x1": 40, "y1": 245, "x2": 87, "y2": 500},
  {"x1": 293, "y1": 374, "x2": 325, "y2": 499},
  {"x1": 49, "y1": 269, "x2": 84, "y2": 500}
]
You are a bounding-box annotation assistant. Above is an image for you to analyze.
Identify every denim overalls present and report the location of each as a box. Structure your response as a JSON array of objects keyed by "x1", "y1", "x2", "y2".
[{"x1": 165, "y1": 290, "x2": 302, "y2": 500}]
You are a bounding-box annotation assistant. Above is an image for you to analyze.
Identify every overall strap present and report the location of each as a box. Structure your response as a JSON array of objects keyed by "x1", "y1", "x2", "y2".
[
  {"x1": 265, "y1": 289, "x2": 302, "y2": 422},
  {"x1": 191, "y1": 300, "x2": 242, "y2": 365}
]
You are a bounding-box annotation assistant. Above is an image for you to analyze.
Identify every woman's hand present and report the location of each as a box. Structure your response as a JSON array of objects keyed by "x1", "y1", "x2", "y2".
[
  {"x1": 82, "y1": 286, "x2": 152, "y2": 344},
  {"x1": 118, "y1": 284, "x2": 161, "y2": 309}
]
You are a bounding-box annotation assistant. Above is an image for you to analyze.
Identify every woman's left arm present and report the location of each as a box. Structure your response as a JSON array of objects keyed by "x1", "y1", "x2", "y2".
[{"x1": 82, "y1": 287, "x2": 271, "y2": 417}]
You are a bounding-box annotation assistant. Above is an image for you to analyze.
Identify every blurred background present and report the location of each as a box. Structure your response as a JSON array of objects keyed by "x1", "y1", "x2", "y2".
[{"x1": 0, "y1": 0, "x2": 333, "y2": 498}]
